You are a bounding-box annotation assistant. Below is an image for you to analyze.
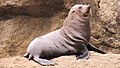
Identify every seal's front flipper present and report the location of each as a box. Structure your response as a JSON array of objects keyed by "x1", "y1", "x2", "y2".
[
  {"x1": 87, "y1": 43, "x2": 105, "y2": 54},
  {"x1": 76, "y1": 45, "x2": 90, "y2": 60},
  {"x1": 33, "y1": 55, "x2": 57, "y2": 66}
]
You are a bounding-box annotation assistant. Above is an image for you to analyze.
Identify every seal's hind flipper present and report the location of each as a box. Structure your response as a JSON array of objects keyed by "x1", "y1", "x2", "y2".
[
  {"x1": 23, "y1": 52, "x2": 29, "y2": 58},
  {"x1": 33, "y1": 55, "x2": 57, "y2": 66},
  {"x1": 76, "y1": 44, "x2": 90, "y2": 60},
  {"x1": 87, "y1": 43, "x2": 105, "y2": 54},
  {"x1": 24, "y1": 52, "x2": 33, "y2": 60}
]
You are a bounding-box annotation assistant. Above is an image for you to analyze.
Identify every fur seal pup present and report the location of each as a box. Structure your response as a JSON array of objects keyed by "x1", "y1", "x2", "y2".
[{"x1": 24, "y1": 4, "x2": 105, "y2": 66}]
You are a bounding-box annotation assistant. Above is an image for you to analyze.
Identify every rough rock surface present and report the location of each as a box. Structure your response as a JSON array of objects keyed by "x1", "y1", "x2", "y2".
[
  {"x1": 0, "y1": 0, "x2": 64, "y2": 17},
  {"x1": 0, "y1": 13, "x2": 65, "y2": 58},
  {"x1": 0, "y1": 52, "x2": 120, "y2": 68},
  {"x1": 98, "y1": 0, "x2": 120, "y2": 53}
]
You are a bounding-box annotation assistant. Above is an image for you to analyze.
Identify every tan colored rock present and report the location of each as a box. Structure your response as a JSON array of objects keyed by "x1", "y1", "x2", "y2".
[
  {"x1": 0, "y1": 12, "x2": 65, "y2": 58},
  {"x1": 0, "y1": 52, "x2": 120, "y2": 68},
  {"x1": 0, "y1": 0, "x2": 65, "y2": 58},
  {"x1": 98, "y1": 0, "x2": 120, "y2": 53},
  {"x1": 0, "y1": 0, "x2": 120, "y2": 59},
  {"x1": 0, "y1": 0, "x2": 64, "y2": 17}
]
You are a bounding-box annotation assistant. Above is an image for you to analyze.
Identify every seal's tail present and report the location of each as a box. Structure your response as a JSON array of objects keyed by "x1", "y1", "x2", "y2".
[{"x1": 87, "y1": 43, "x2": 105, "y2": 54}]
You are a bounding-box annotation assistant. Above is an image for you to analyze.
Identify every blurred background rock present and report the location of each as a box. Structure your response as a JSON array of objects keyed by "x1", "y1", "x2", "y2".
[{"x1": 0, "y1": 0, "x2": 119, "y2": 58}]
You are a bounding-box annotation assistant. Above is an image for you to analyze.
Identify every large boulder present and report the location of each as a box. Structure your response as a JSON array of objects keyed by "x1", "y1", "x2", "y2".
[
  {"x1": 0, "y1": 14, "x2": 65, "y2": 58},
  {"x1": 0, "y1": 0, "x2": 120, "y2": 58},
  {"x1": 98, "y1": 0, "x2": 120, "y2": 53},
  {"x1": 0, "y1": 0, "x2": 65, "y2": 58},
  {"x1": 0, "y1": 52, "x2": 120, "y2": 68},
  {"x1": 0, "y1": 0, "x2": 64, "y2": 17}
]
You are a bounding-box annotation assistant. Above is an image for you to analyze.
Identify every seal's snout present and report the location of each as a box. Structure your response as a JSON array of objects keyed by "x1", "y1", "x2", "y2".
[
  {"x1": 87, "y1": 5, "x2": 90, "y2": 13},
  {"x1": 87, "y1": 5, "x2": 90, "y2": 10},
  {"x1": 83, "y1": 5, "x2": 90, "y2": 17},
  {"x1": 87, "y1": 5, "x2": 90, "y2": 12}
]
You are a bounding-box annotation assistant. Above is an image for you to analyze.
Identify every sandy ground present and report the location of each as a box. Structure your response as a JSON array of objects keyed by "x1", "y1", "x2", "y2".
[{"x1": 0, "y1": 51, "x2": 120, "y2": 68}]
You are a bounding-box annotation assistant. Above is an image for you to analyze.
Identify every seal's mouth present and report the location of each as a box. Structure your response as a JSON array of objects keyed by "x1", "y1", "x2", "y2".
[
  {"x1": 83, "y1": 13, "x2": 89, "y2": 17},
  {"x1": 83, "y1": 6, "x2": 90, "y2": 17}
]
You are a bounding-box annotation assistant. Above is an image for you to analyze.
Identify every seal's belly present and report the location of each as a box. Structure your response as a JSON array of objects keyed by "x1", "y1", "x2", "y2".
[
  {"x1": 40, "y1": 30, "x2": 76, "y2": 59},
  {"x1": 40, "y1": 43, "x2": 76, "y2": 59}
]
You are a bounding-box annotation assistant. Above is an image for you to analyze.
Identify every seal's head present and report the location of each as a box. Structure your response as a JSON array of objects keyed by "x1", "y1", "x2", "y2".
[
  {"x1": 63, "y1": 4, "x2": 91, "y2": 43},
  {"x1": 68, "y1": 4, "x2": 90, "y2": 18}
]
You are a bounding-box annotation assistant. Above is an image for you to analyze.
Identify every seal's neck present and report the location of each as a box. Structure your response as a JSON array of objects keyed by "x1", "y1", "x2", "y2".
[
  {"x1": 63, "y1": 15, "x2": 90, "y2": 30},
  {"x1": 61, "y1": 15, "x2": 91, "y2": 43}
]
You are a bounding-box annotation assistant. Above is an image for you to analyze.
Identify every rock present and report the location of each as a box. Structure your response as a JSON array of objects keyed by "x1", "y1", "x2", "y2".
[
  {"x1": 0, "y1": 52, "x2": 120, "y2": 68},
  {"x1": 0, "y1": 0, "x2": 120, "y2": 59},
  {"x1": 0, "y1": 0, "x2": 66, "y2": 58},
  {"x1": 0, "y1": 13, "x2": 65, "y2": 58},
  {"x1": 98, "y1": 0, "x2": 120, "y2": 53},
  {"x1": 0, "y1": 0, "x2": 64, "y2": 17}
]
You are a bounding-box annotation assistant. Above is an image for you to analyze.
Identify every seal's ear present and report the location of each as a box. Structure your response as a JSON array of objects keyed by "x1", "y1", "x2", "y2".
[{"x1": 71, "y1": 4, "x2": 75, "y2": 7}]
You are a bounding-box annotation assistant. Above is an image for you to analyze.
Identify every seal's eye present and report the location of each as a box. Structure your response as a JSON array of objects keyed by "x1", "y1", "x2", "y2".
[
  {"x1": 72, "y1": 10, "x2": 75, "y2": 13},
  {"x1": 78, "y1": 6, "x2": 82, "y2": 9}
]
